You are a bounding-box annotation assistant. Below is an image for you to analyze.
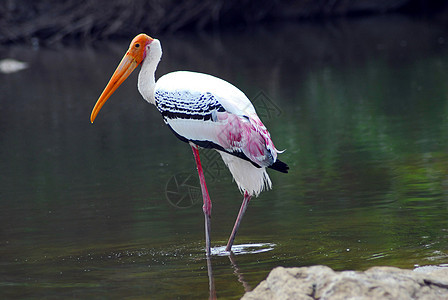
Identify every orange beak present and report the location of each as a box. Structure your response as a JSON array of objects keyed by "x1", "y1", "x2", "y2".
[
  {"x1": 90, "y1": 34, "x2": 153, "y2": 123},
  {"x1": 90, "y1": 54, "x2": 139, "y2": 123}
]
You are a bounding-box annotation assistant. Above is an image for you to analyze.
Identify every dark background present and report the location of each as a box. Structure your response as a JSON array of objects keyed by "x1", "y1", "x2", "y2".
[{"x1": 1, "y1": 0, "x2": 448, "y2": 45}]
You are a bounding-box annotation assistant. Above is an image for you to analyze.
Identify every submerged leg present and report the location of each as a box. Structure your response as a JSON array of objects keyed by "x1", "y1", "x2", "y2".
[
  {"x1": 191, "y1": 144, "x2": 212, "y2": 256},
  {"x1": 226, "y1": 191, "x2": 252, "y2": 252}
]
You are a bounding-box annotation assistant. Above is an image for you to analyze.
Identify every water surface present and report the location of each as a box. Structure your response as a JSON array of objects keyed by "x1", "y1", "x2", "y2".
[{"x1": 1, "y1": 15, "x2": 448, "y2": 299}]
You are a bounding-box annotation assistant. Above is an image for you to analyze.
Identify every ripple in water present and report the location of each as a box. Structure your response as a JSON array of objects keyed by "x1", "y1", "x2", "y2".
[{"x1": 210, "y1": 243, "x2": 276, "y2": 256}]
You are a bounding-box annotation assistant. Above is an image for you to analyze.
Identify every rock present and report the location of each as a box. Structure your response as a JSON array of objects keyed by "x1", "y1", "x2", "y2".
[{"x1": 242, "y1": 265, "x2": 448, "y2": 300}]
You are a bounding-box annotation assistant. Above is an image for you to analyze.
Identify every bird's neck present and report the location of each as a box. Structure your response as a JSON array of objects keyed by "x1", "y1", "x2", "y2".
[{"x1": 138, "y1": 39, "x2": 162, "y2": 105}]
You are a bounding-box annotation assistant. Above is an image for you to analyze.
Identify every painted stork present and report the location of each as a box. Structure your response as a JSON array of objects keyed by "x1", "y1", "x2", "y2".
[{"x1": 90, "y1": 34, "x2": 288, "y2": 256}]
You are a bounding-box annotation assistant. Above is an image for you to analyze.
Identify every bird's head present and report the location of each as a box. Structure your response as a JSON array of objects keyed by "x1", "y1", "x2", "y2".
[{"x1": 90, "y1": 33, "x2": 154, "y2": 123}]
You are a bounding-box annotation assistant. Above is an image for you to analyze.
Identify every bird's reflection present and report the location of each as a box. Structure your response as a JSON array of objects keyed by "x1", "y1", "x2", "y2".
[
  {"x1": 206, "y1": 255, "x2": 217, "y2": 300},
  {"x1": 229, "y1": 253, "x2": 252, "y2": 292},
  {"x1": 206, "y1": 251, "x2": 252, "y2": 299}
]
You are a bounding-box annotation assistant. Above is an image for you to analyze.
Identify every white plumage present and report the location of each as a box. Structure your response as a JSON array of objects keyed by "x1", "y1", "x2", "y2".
[{"x1": 219, "y1": 151, "x2": 272, "y2": 196}]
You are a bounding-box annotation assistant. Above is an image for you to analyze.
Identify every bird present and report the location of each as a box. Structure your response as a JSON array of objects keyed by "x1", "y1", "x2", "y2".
[{"x1": 90, "y1": 34, "x2": 288, "y2": 256}]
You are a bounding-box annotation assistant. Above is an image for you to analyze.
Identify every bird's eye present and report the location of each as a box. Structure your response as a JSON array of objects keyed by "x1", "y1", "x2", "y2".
[{"x1": 135, "y1": 43, "x2": 140, "y2": 48}]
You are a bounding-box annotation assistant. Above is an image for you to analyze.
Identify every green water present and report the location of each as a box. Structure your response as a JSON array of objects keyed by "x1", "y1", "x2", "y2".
[{"x1": 1, "y1": 16, "x2": 448, "y2": 299}]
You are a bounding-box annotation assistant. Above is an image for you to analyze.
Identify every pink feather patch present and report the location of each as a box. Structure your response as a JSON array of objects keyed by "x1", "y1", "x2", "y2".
[{"x1": 215, "y1": 112, "x2": 277, "y2": 167}]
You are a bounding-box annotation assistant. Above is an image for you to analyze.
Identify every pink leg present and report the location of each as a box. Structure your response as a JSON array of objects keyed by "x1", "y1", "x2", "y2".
[
  {"x1": 226, "y1": 191, "x2": 252, "y2": 252},
  {"x1": 191, "y1": 144, "x2": 212, "y2": 256}
]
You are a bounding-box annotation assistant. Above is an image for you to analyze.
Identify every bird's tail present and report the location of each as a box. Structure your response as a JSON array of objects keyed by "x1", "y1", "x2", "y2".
[{"x1": 268, "y1": 159, "x2": 289, "y2": 173}]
